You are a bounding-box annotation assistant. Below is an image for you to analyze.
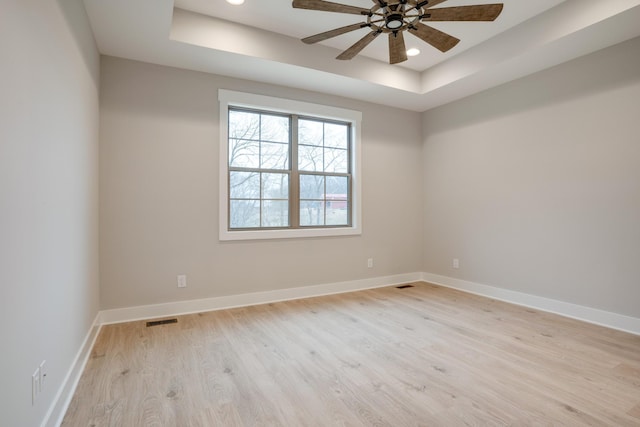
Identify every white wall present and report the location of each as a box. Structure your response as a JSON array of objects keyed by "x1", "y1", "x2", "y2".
[
  {"x1": 99, "y1": 56, "x2": 424, "y2": 310},
  {"x1": 422, "y1": 36, "x2": 640, "y2": 318},
  {"x1": 0, "y1": 0, "x2": 100, "y2": 425}
]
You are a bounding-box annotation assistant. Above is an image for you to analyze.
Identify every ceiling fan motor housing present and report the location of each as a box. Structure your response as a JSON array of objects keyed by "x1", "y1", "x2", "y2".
[
  {"x1": 385, "y1": 13, "x2": 404, "y2": 29},
  {"x1": 369, "y1": 1, "x2": 422, "y2": 33}
]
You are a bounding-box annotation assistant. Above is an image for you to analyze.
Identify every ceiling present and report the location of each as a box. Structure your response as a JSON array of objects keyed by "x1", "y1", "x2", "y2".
[
  {"x1": 173, "y1": 0, "x2": 565, "y2": 72},
  {"x1": 83, "y1": 0, "x2": 640, "y2": 112}
]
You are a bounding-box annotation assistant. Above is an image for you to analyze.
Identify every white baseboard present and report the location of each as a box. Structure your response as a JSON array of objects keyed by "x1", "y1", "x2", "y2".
[
  {"x1": 99, "y1": 271, "x2": 640, "y2": 335},
  {"x1": 43, "y1": 314, "x2": 102, "y2": 427},
  {"x1": 421, "y1": 272, "x2": 640, "y2": 336},
  {"x1": 98, "y1": 272, "x2": 422, "y2": 325}
]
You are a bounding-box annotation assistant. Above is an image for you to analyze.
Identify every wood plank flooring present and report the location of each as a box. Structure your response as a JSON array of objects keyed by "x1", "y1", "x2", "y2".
[{"x1": 62, "y1": 282, "x2": 640, "y2": 426}]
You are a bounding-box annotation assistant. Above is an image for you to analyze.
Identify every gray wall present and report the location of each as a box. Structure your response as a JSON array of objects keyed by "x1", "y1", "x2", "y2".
[
  {"x1": 0, "y1": 0, "x2": 100, "y2": 425},
  {"x1": 1, "y1": 4, "x2": 637, "y2": 424},
  {"x1": 422, "y1": 36, "x2": 640, "y2": 318},
  {"x1": 99, "y1": 56, "x2": 424, "y2": 310}
]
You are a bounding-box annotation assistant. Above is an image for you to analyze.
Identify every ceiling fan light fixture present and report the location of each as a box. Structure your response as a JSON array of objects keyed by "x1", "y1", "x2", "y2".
[
  {"x1": 226, "y1": 0, "x2": 245, "y2": 5},
  {"x1": 386, "y1": 13, "x2": 404, "y2": 29},
  {"x1": 406, "y1": 47, "x2": 420, "y2": 57}
]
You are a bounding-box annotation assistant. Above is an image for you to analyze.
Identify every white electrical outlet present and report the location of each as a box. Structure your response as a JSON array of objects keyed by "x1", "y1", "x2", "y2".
[
  {"x1": 453, "y1": 258, "x2": 460, "y2": 269},
  {"x1": 367, "y1": 258, "x2": 374, "y2": 268},
  {"x1": 177, "y1": 274, "x2": 187, "y2": 288}
]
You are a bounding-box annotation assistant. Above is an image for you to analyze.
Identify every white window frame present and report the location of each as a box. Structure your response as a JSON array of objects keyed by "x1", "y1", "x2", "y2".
[{"x1": 219, "y1": 89, "x2": 362, "y2": 241}]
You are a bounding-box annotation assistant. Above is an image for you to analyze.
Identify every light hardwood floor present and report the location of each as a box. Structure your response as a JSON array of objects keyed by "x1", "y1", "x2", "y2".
[{"x1": 62, "y1": 282, "x2": 640, "y2": 426}]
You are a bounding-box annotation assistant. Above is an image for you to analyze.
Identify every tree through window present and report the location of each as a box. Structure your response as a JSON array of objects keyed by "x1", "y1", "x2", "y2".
[{"x1": 228, "y1": 108, "x2": 352, "y2": 230}]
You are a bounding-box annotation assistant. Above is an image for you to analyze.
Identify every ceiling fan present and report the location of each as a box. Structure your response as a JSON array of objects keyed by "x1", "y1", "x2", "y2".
[{"x1": 292, "y1": 0, "x2": 504, "y2": 64}]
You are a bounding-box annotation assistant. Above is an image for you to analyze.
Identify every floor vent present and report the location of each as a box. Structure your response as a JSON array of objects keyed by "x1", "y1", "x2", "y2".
[
  {"x1": 146, "y1": 318, "x2": 178, "y2": 327},
  {"x1": 396, "y1": 285, "x2": 415, "y2": 289}
]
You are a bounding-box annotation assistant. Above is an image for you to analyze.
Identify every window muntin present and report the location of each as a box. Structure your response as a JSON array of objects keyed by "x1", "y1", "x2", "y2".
[{"x1": 228, "y1": 108, "x2": 352, "y2": 231}]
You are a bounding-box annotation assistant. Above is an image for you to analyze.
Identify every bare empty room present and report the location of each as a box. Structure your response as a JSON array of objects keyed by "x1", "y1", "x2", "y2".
[{"x1": 1, "y1": 0, "x2": 640, "y2": 426}]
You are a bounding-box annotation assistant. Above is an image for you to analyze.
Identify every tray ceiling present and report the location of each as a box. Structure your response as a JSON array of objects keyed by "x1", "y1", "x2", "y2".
[{"x1": 83, "y1": 0, "x2": 640, "y2": 111}]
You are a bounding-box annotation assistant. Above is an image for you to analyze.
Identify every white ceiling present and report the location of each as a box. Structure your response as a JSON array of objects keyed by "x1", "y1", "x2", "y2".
[
  {"x1": 83, "y1": 0, "x2": 640, "y2": 111},
  {"x1": 173, "y1": 0, "x2": 565, "y2": 72}
]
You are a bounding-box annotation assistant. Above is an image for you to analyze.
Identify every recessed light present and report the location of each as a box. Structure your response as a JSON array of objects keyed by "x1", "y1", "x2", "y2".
[
  {"x1": 406, "y1": 48, "x2": 421, "y2": 57},
  {"x1": 226, "y1": 0, "x2": 245, "y2": 5}
]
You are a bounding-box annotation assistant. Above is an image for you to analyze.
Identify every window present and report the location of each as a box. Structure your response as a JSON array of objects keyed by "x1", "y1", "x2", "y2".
[
  {"x1": 228, "y1": 109, "x2": 291, "y2": 229},
  {"x1": 219, "y1": 90, "x2": 362, "y2": 241}
]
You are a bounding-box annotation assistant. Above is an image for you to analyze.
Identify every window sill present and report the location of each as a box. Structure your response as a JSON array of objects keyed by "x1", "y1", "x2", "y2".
[{"x1": 219, "y1": 225, "x2": 361, "y2": 241}]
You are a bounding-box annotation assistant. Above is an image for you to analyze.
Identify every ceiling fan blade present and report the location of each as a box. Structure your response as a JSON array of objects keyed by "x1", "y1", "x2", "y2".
[
  {"x1": 424, "y1": 4, "x2": 504, "y2": 21},
  {"x1": 336, "y1": 31, "x2": 380, "y2": 60},
  {"x1": 292, "y1": 0, "x2": 371, "y2": 15},
  {"x1": 413, "y1": 0, "x2": 449, "y2": 9},
  {"x1": 389, "y1": 32, "x2": 408, "y2": 64},
  {"x1": 302, "y1": 23, "x2": 368, "y2": 44},
  {"x1": 408, "y1": 22, "x2": 460, "y2": 52}
]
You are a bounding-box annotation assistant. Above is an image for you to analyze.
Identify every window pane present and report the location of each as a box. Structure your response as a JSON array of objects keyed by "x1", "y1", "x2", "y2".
[
  {"x1": 261, "y1": 142, "x2": 289, "y2": 170},
  {"x1": 300, "y1": 201, "x2": 324, "y2": 226},
  {"x1": 261, "y1": 115, "x2": 289, "y2": 143},
  {"x1": 262, "y1": 200, "x2": 289, "y2": 227},
  {"x1": 230, "y1": 200, "x2": 260, "y2": 228},
  {"x1": 229, "y1": 139, "x2": 259, "y2": 168},
  {"x1": 298, "y1": 145, "x2": 323, "y2": 172},
  {"x1": 300, "y1": 174, "x2": 324, "y2": 200},
  {"x1": 262, "y1": 173, "x2": 289, "y2": 199},
  {"x1": 229, "y1": 110, "x2": 259, "y2": 140},
  {"x1": 325, "y1": 175, "x2": 348, "y2": 199},
  {"x1": 299, "y1": 119, "x2": 323, "y2": 146},
  {"x1": 230, "y1": 171, "x2": 260, "y2": 199},
  {"x1": 324, "y1": 123, "x2": 348, "y2": 149},
  {"x1": 324, "y1": 148, "x2": 348, "y2": 173},
  {"x1": 326, "y1": 201, "x2": 349, "y2": 226}
]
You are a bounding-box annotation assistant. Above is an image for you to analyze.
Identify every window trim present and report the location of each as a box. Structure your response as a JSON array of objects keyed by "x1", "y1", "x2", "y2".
[{"x1": 219, "y1": 89, "x2": 362, "y2": 241}]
